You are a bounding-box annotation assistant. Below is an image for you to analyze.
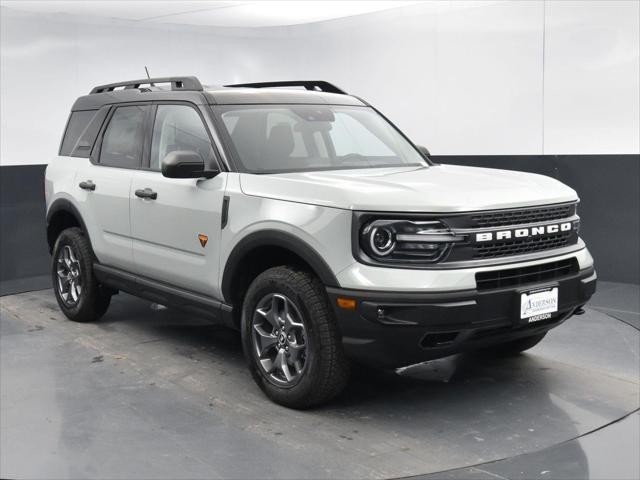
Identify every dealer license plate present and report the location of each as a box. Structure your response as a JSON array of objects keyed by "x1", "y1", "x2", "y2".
[{"x1": 520, "y1": 287, "x2": 558, "y2": 322}]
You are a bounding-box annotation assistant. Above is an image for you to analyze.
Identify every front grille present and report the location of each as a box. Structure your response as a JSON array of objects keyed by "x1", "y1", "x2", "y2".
[
  {"x1": 469, "y1": 203, "x2": 576, "y2": 228},
  {"x1": 440, "y1": 202, "x2": 580, "y2": 263},
  {"x1": 475, "y1": 258, "x2": 579, "y2": 291},
  {"x1": 473, "y1": 232, "x2": 574, "y2": 259}
]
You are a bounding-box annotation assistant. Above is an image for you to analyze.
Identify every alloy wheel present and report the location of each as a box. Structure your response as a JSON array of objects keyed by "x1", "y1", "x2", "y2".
[
  {"x1": 56, "y1": 245, "x2": 82, "y2": 306},
  {"x1": 251, "y1": 293, "x2": 308, "y2": 386}
]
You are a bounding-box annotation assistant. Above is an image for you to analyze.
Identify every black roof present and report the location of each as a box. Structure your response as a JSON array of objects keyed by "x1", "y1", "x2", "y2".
[{"x1": 72, "y1": 77, "x2": 366, "y2": 111}]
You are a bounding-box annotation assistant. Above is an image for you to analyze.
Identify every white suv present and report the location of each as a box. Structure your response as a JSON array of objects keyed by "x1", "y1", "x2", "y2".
[{"x1": 45, "y1": 77, "x2": 596, "y2": 408}]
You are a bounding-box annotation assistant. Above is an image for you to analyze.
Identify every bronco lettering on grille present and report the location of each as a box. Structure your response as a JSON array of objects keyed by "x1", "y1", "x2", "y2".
[{"x1": 475, "y1": 222, "x2": 573, "y2": 243}]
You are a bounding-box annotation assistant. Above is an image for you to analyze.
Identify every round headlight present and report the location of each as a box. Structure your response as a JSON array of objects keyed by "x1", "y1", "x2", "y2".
[{"x1": 369, "y1": 226, "x2": 395, "y2": 256}]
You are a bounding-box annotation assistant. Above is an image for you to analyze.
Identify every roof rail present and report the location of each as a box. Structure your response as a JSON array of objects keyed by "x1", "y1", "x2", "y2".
[
  {"x1": 90, "y1": 76, "x2": 203, "y2": 94},
  {"x1": 224, "y1": 80, "x2": 347, "y2": 95}
]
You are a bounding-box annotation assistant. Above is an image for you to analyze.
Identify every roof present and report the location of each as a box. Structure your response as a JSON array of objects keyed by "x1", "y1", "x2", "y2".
[
  {"x1": 71, "y1": 77, "x2": 366, "y2": 111},
  {"x1": 204, "y1": 87, "x2": 365, "y2": 106}
]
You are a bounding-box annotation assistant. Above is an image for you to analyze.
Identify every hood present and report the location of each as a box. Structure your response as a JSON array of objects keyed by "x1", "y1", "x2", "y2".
[{"x1": 239, "y1": 165, "x2": 578, "y2": 212}]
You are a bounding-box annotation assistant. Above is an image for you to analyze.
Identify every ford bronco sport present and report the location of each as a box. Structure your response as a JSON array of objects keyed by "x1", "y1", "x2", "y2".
[{"x1": 45, "y1": 76, "x2": 596, "y2": 408}]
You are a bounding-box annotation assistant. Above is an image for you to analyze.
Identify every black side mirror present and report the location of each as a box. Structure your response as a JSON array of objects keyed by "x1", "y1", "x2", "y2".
[
  {"x1": 161, "y1": 151, "x2": 219, "y2": 179},
  {"x1": 416, "y1": 145, "x2": 431, "y2": 158}
]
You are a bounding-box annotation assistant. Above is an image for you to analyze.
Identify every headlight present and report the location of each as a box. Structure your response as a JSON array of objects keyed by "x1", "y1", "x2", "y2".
[
  {"x1": 359, "y1": 218, "x2": 465, "y2": 265},
  {"x1": 369, "y1": 225, "x2": 395, "y2": 256}
]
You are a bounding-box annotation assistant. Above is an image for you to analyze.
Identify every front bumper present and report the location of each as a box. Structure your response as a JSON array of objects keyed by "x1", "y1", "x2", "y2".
[{"x1": 327, "y1": 266, "x2": 596, "y2": 368}]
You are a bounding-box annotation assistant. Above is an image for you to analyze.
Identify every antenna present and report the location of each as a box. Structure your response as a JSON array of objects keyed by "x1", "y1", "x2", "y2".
[{"x1": 144, "y1": 66, "x2": 155, "y2": 86}]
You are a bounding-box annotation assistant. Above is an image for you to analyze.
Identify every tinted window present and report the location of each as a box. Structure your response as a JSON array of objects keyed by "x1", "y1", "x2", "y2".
[
  {"x1": 60, "y1": 110, "x2": 96, "y2": 156},
  {"x1": 150, "y1": 105, "x2": 213, "y2": 171},
  {"x1": 99, "y1": 105, "x2": 149, "y2": 168},
  {"x1": 71, "y1": 107, "x2": 110, "y2": 158}
]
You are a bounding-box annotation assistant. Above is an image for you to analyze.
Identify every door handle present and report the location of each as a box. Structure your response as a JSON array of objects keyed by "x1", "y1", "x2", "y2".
[
  {"x1": 135, "y1": 188, "x2": 158, "y2": 200},
  {"x1": 79, "y1": 180, "x2": 96, "y2": 191}
]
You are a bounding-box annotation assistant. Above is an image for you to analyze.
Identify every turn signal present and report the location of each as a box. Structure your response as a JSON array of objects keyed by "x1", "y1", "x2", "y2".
[{"x1": 337, "y1": 297, "x2": 357, "y2": 310}]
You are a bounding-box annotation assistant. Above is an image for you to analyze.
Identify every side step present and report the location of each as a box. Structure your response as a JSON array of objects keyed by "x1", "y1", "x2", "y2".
[{"x1": 93, "y1": 263, "x2": 235, "y2": 329}]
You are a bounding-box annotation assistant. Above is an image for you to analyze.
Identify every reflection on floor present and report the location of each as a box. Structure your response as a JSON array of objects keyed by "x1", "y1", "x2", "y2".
[
  {"x1": 416, "y1": 412, "x2": 639, "y2": 480},
  {"x1": 0, "y1": 286, "x2": 638, "y2": 480},
  {"x1": 590, "y1": 281, "x2": 640, "y2": 329}
]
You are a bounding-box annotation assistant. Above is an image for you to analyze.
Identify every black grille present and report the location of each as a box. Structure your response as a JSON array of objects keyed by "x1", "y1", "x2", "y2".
[
  {"x1": 473, "y1": 232, "x2": 573, "y2": 259},
  {"x1": 475, "y1": 258, "x2": 579, "y2": 291},
  {"x1": 469, "y1": 203, "x2": 576, "y2": 228}
]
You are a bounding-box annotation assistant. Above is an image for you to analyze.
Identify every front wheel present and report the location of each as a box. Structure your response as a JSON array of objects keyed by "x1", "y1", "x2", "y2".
[
  {"x1": 241, "y1": 266, "x2": 349, "y2": 409},
  {"x1": 51, "y1": 227, "x2": 111, "y2": 322}
]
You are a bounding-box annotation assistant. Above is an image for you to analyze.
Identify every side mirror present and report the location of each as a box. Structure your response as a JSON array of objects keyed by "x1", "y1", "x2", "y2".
[
  {"x1": 161, "y1": 151, "x2": 219, "y2": 179},
  {"x1": 416, "y1": 145, "x2": 431, "y2": 158}
]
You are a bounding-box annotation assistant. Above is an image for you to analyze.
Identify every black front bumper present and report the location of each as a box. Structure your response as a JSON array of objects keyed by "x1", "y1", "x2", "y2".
[{"x1": 327, "y1": 266, "x2": 596, "y2": 368}]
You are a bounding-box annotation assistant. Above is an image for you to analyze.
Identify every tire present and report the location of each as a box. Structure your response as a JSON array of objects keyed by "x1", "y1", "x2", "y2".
[
  {"x1": 481, "y1": 332, "x2": 547, "y2": 356},
  {"x1": 51, "y1": 227, "x2": 111, "y2": 322},
  {"x1": 241, "y1": 266, "x2": 349, "y2": 409}
]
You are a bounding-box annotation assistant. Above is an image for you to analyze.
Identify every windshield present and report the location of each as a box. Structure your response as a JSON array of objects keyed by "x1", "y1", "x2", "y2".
[{"x1": 214, "y1": 105, "x2": 426, "y2": 173}]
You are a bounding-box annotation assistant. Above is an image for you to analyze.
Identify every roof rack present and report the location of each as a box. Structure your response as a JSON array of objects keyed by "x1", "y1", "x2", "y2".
[
  {"x1": 224, "y1": 80, "x2": 347, "y2": 95},
  {"x1": 90, "y1": 76, "x2": 203, "y2": 94}
]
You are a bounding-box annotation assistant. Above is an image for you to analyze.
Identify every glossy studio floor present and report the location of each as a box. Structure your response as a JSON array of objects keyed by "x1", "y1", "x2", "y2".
[{"x1": 1, "y1": 281, "x2": 638, "y2": 479}]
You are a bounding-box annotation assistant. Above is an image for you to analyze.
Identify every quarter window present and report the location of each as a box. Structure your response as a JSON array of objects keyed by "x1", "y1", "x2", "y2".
[
  {"x1": 150, "y1": 105, "x2": 213, "y2": 171},
  {"x1": 60, "y1": 110, "x2": 96, "y2": 156},
  {"x1": 99, "y1": 105, "x2": 149, "y2": 168}
]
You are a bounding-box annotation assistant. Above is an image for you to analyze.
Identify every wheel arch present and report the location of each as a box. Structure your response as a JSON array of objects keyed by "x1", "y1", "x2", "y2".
[
  {"x1": 221, "y1": 230, "x2": 340, "y2": 308},
  {"x1": 46, "y1": 199, "x2": 89, "y2": 253}
]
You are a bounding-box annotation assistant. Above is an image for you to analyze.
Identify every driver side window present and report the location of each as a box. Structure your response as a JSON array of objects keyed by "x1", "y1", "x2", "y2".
[{"x1": 150, "y1": 105, "x2": 214, "y2": 171}]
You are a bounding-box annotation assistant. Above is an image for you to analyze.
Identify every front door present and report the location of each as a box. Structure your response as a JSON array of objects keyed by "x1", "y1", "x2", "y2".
[{"x1": 130, "y1": 103, "x2": 226, "y2": 299}]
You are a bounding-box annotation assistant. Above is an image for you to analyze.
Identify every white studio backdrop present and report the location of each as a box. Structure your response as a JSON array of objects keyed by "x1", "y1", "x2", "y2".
[{"x1": 1, "y1": 0, "x2": 638, "y2": 167}]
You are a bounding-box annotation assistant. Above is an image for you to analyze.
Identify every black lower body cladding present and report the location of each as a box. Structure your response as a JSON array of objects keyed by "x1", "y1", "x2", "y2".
[{"x1": 327, "y1": 265, "x2": 596, "y2": 368}]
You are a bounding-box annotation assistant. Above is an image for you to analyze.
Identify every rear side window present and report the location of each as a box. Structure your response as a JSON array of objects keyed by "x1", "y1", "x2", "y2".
[
  {"x1": 59, "y1": 110, "x2": 96, "y2": 156},
  {"x1": 99, "y1": 105, "x2": 149, "y2": 168},
  {"x1": 59, "y1": 108, "x2": 110, "y2": 158}
]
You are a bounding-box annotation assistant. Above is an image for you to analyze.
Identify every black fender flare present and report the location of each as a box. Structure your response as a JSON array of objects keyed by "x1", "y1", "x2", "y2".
[
  {"x1": 46, "y1": 198, "x2": 90, "y2": 251},
  {"x1": 221, "y1": 229, "x2": 340, "y2": 302}
]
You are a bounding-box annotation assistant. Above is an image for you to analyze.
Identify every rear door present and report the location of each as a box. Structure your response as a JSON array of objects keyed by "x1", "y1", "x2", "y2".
[
  {"x1": 130, "y1": 103, "x2": 227, "y2": 298},
  {"x1": 75, "y1": 104, "x2": 150, "y2": 270}
]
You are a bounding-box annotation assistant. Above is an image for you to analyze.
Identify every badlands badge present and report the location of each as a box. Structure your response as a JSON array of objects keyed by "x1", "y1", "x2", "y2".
[{"x1": 198, "y1": 234, "x2": 208, "y2": 248}]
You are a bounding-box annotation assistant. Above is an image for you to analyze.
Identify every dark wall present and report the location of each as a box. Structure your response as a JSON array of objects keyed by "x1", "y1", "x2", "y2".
[
  {"x1": 0, "y1": 165, "x2": 51, "y2": 293},
  {"x1": 433, "y1": 155, "x2": 639, "y2": 284},
  {"x1": 0, "y1": 156, "x2": 638, "y2": 295}
]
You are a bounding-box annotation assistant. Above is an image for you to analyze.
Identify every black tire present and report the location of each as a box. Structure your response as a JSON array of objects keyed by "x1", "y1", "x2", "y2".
[
  {"x1": 51, "y1": 227, "x2": 111, "y2": 322},
  {"x1": 241, "y1": 266, "x2": 349, "y2": 409},
  {"x1": 482, "y1": 332, "x2": 547, "y2": 356}
]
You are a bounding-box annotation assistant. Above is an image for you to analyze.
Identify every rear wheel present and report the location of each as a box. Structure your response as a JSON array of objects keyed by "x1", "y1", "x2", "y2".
[
  {"x1": 52, "y1": 227, "x2": 111, "y2": 322},
  {"x1": 482, "y1": 333, "x2": 547, "y2": 356},
  {"x1": 241, "y1": 266, "x2": 349, "y2": 409}
]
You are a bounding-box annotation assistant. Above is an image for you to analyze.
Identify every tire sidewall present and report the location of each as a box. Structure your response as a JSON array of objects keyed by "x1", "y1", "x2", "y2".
[
  {"x1": 241, "y1": 271, "x2": 324, "y2": 406},
  {"x1": 51, "y1": 228, "x2": 97, "y2": 319}
]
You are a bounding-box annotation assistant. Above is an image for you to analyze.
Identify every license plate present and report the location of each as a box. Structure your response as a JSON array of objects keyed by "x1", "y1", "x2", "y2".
[{"x1": 520, "y1": 287, "x2": 558, "y2": 322}]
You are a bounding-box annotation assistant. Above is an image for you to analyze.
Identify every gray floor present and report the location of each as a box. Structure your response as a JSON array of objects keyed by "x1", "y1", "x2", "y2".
[
  {"x1": 1, "y1": 285, "x2": 639, "y2": 479},
  {"x1": 589, "y1": 281, "x2": 640, "y2": 329},
  {"x1": 417, "y1": 411, "x2": 640, "y2": 480}
]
